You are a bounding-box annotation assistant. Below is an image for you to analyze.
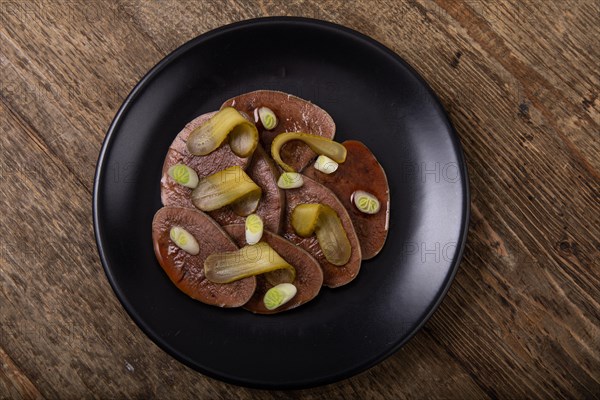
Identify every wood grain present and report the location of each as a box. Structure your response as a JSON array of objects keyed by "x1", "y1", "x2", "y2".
[{"x1": 1, "y1": 0, "x2": 598, "y2": 398}]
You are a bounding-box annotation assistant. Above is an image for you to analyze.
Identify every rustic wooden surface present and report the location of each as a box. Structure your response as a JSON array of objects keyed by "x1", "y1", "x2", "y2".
[{"x1": 1, "y1": 0, "x2": 598, "y2": 398}]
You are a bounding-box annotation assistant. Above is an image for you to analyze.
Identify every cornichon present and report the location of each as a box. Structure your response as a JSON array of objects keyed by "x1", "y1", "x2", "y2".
[
  {"x1": 187, "y1": 107, "x2": 259, "y2": 157},
  {"x1": 191, "y1": 166, "x2": 262, "y2": 216},
  {"x1": 204, "y1": 242, "x2": 296, "y2": 284},
  {"x1": 271, "y1": 132, "x2": 347, "y2": 172},
  {"x1": 264, "y1": 268, "x2": 295, "y2": 286},
  {"x1": 291, "y1": 204, "x2": 352, "y2": 266}
]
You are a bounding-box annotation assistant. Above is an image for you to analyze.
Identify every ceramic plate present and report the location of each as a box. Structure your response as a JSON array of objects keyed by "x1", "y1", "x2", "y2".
[{"x1": 93, "y1": 17, "x2": 469, "y2": 389}]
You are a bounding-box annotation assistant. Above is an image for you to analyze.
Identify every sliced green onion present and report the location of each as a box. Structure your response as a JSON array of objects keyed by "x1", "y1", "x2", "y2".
[
  {"x1": 169, "y1": 226, "x2": 200, "y2": 255},
  {"x1": 191, "y1": 166, "x2": 262, "y2": 216},
  {"x1": 263, "y1": 283, "x2": 297, "y2": 310},
  {"x1": 204, "y1": 242, "x2": 296, "y2": 284},
  {"x1": 352, "y1": 190, "x2": 381, "y2": 214},
  {"x1": 313, "y1": 155, "x2": 339, "y2": 174},
  {"x1": 245, "y1": 214, "x2": 264, "y2": 245},
  {"x1": 291, "y1": 204, "x2": 352, "y2": 266},
  {"x1": 167, "y1": 164, "x2": 199, "y2": 188},
  {"x1": 277, "y1": 172, "x2": 304, "y2": 189},
  {"x1": 187, "y1": 107, "x2": 258, "y2": 157},
  {"x1": 271, "y1": 132, "x2": 347, "y2": 172},
  {"x1": 257, "y1": 107, "x2": 278, "y2": 130}
]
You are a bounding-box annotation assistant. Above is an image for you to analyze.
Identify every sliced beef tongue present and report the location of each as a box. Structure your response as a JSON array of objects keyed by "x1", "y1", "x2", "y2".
[
  {"x1": 207, "y1": 144, "x2": 285, "y2": 233},
  {"x1": 303, "y1": 140, "x2": 390, "y2": 259},
  {"x1": 152, "y1": 207, "x2": 256, "y2": 307},
  {"x1": 283, "y1": 175, "x2": 362, "y2": 288},
  {"x1": 223, "y1": 224, "x2": 323, "y2": 314},
  {"x1": 221, "y1": 90, "x2": 336, "y2": 172},
  {"x1": 161, "y1": 111, "x2": 251, "y2": 209}
]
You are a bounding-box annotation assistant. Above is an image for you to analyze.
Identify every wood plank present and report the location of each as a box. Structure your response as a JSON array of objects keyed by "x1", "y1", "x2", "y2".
[
  {"x1": 0, "y1": 3, "x2": 165, "y2": 192},
  {"x1": 0, "y1": 346, "x2": 44, "y2": 400},
  {"x1": 0, "y1": 0, "x2": 598, "y2": 398},
  {"x1": 398, "y1": 2, "x2": 600, "y2": 397},
  {"x1": 0, "y1": 93, "x2": 486, "y2": 398}
]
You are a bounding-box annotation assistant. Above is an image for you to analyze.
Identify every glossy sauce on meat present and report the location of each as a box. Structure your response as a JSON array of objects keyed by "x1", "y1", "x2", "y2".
[
  {"x1": 152, "y1": 207, "x2": 256, "y2": 307},
  {"x1": 160, "y1": 112, "x2": 251, "y2": 209},
  {"x1": 304, "y1": 140, "x2": 389, "y2": 259},
  {"x1": 222, "y1": 90, "x2": 336, "y2": 171},
  {"x1": 283, "y1": 176, "x2": 362, "y2": 288}
]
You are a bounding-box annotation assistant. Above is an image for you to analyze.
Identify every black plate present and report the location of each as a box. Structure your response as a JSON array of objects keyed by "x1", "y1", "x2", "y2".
[{"x1": 93, "y1": 17, "x2": 469, "y2": 389}]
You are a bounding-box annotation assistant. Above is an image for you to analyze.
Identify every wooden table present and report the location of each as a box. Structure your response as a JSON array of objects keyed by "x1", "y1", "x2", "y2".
[{"x1": 1, "y1": 1, "x2": 598, "y2": 398}]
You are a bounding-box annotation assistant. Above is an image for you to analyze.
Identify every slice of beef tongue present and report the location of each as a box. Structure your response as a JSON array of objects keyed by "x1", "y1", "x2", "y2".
[
  {"x1": 283, "y1": 175, "x2": 362, "y2": 288},
  {"x1": 161, "y1": 111, "x2": 251, "y2": 209},
  {"x1": 223, "y1": 224, "x2": 323, "y2": 314},
  {"x1": 303, "y1": 140, "x2": 390, "y2": 259},
  {"x1": 152, "y1": 207, "x2": 256, "y2": 307},
  {"x1": 221, "y1": 90, "x2": 336, "y2": 172},
  {"x1": 206, "y1": 144, "x2": 285, "y2": 233}
]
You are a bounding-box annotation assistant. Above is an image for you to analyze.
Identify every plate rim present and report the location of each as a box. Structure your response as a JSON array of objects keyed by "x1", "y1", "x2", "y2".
[{"x1": 92, "y1": 16, "x2": 470, "y2": 389}]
